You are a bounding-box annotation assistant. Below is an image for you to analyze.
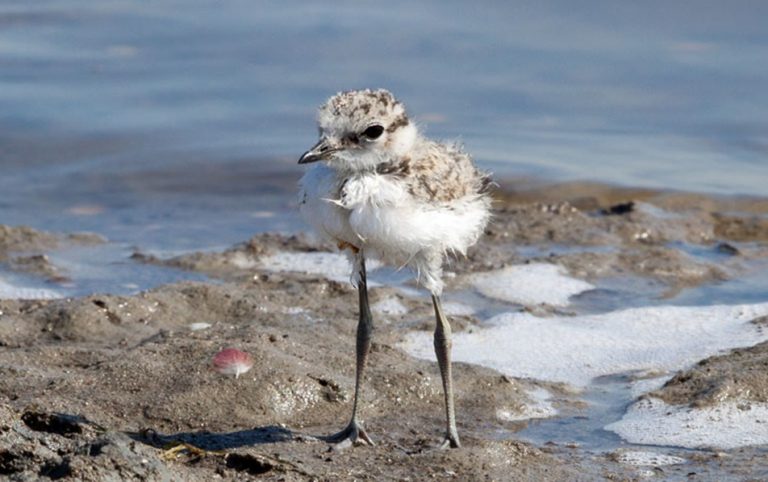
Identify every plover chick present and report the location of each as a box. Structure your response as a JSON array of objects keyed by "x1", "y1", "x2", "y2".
[{"x1": 298, "y1": 89, "x2": 491, "y2": 449}]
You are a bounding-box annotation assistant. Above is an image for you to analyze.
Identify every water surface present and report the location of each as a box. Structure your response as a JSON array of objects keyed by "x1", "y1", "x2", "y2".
[{"x1": 2, "y1": 1, "x2": 767, "y2": 251}]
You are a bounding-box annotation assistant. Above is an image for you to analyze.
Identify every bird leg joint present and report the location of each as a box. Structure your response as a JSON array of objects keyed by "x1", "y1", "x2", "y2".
[{"x1": 337, "y1": 240, "x2": 360, "y2": 253}]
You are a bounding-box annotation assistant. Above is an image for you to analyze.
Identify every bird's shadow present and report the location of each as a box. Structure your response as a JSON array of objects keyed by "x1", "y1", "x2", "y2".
[{"x1": 128, "y1": 425, "x2": 297, "y2": 451}]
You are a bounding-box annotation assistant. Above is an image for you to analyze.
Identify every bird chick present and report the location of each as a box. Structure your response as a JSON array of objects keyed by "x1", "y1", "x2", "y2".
[{"x1": 298, "y1": 89, "x2": 491, "y2": 449}]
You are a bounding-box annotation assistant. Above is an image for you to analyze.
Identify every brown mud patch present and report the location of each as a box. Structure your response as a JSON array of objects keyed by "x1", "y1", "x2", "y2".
[
  {"x1": 141, "y1": 181, "x2": 768, "y2": 301},
  {"x1": 3, "y1": 180, "x2": 768, "y2": 479},
  {"x1": 132, "y1": 232, "x2": 326, "y2": 282},
  {"x1": 652, "y1": 338, "x2": 768, "y2": 408},
  {"x1": 0, "y1": 276, "x2": 590, "y2": 480}
]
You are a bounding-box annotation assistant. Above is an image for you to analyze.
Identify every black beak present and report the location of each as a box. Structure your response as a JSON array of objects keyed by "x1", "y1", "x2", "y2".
[{"x1": 298, "y1": 138, "x2": 339, "y2": 164}]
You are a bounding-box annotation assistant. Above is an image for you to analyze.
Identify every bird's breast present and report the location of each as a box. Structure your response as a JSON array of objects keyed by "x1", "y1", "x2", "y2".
[
  {"x1": 338, "y1": 174, "x2": 410, "y2": 209},
  {"x1": 298, "y1": 164, "x2": 359, "y2": 246}
]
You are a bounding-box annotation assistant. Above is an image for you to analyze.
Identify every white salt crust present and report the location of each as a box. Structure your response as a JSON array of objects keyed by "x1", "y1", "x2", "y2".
[
  {"x1": 0, "y1": 278, "x2": 61, "y2": 300},
  {"x1": 606, "y1": 397, "x2": 768, "y2": 449},
  {"x1": 260, "y1": 251, "x2": 381, "y2": 284},
  {"x1": 470, "y1": 263, "x2": 594, "y2": 307},
  {"x1": 614, "y1": 450, "x2": 686, "y2": 466},
  {"x1": 401, "y1": 303, "x2": 768, "y2": 388}
]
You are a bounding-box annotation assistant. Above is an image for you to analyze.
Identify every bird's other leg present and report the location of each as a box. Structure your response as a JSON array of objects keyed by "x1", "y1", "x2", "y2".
[
  {"x1": 327, "y1": 256, "x2": 374, "y2": 449},
  {"x1": 432, "y1": 294, "x2": 461, "y2": 449}
]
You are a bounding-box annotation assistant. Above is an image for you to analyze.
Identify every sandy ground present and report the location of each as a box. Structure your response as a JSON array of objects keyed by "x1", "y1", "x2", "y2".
[{"x1": 2, "y1": 181, "x2": 768, "y2": 481}]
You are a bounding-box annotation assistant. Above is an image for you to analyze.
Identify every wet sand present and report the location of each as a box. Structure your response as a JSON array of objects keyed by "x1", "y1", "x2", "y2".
[{"x1": 2, "y1": 181, "x2": 768, "y2": 480}]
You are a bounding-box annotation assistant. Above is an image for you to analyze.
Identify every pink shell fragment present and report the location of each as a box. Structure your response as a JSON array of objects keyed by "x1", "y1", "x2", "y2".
[{"x1": 213, "y1": 348, "x2": 253, "y2": 378}]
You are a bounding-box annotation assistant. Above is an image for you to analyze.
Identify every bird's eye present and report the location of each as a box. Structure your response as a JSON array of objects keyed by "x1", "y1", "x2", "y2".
[{"x1": 361, "y1": 125, "x2": 384, "y2": 140}]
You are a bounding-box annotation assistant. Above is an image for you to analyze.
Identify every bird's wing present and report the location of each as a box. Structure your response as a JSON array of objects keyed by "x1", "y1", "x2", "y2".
[{"x1": 399, "y1": 142, "x2": 491, "y2": 203}]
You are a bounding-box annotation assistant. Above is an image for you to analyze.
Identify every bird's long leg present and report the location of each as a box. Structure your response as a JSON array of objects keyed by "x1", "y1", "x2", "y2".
[
  {"x1": 432, "y1": 294, "x2": 461, "y2": 449},
  {"x1": 327, "y1": 256, "x2": 374, "y2": 449}
]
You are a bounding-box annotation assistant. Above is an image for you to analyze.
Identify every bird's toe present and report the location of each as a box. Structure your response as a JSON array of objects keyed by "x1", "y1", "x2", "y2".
[
  {"x1": 326, "y1": 421, "x2": 374, "y2": 450},
  {"x1": 437, "y1": 432, "x2": 461, "y2": 450}
]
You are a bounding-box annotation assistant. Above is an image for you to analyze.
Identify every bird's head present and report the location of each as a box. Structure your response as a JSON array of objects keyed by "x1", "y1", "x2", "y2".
[{"x1": 299, "y1": 89, "x2": 418, "y2": 171}]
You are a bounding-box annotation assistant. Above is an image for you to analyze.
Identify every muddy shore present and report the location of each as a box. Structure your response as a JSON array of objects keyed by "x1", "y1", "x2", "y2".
[{"x1": 2, "y1": 181, "x2": 768, "y2": 481}]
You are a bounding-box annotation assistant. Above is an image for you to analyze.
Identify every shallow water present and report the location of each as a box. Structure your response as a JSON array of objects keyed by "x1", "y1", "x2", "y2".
[
  {"x1": 46, "y1": 243, "x2": 211, "y2": 297},
  {"x1": 2, "y1": 1, "x2": 768, "y2": 254},
  {"x1": 0, "y1": 242, "x2": 210, "y2": 299},
  {"x1": 516, "y1": 374, "x2": 640, "y2": 451},
  {"x1": 670, "y1": 252, "x2": 768, "y2": 306}
]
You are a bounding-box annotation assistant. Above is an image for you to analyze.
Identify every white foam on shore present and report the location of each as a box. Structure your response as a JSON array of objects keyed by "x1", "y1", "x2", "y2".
[
  {"x1": 442, "y1": 301, "x2": 476, "y2": 316},
  {"x1": 260, "y1": 252, "x2": 350, "y2": 281},
  {"x1": 496, "y1": 387, "x2": 557, "y2": 421},
  {"x1": 259, "y1": 252, "x2": 381, "y2": 284},
  {"x1": 400, "y1": 303, "x2": 768, "y2": 388},
  {"x1": 282, "y1": 306, "x2": 306, "y2": 315},
  {"x1": 614, "y1": 450, "x2": 686, "y2": 467},
  {"x1": 470, "y1": 263, "x2": 594, "y2": 306},
  {"x1": 188, "y1": 322, "x2": 212, "y2": 331},
  {"x1": 228, "y1": 251, "x2": 258, "y2": 269},
  {"x1": 371, "y1": 297, "x2": 408, "y2": 315},
  {"x1": 0, "y1": 278, "x2": 61, "y2": 300},
  {"x1": 606, "y1": 397, "x2": 768, "y2": 449},
  {"x1": 630, "y1": 375, "x2": 672, "y2": 398}
]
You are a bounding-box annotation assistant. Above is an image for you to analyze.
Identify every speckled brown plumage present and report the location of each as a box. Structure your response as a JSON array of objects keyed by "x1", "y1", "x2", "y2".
[
  {"x1": 300, "y1": 87, "x2": 492, "y2": 290},
  {"x1": 298, "y1": 88, "x2": 492, "y2": 450}
]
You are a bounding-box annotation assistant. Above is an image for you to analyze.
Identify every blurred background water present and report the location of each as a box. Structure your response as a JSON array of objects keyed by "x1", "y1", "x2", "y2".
[{"x1": 1, "y1": 0, "x2": 767, "y2": 251}]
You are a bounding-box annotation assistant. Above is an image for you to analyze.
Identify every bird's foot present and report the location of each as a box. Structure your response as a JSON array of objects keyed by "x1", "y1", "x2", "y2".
[
  {"x1": 326, "y1": 421, "x2": 374, "y2": 450},
  {"x1": 436, "y1": 431, "x2": 461, "y2": 450}
]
